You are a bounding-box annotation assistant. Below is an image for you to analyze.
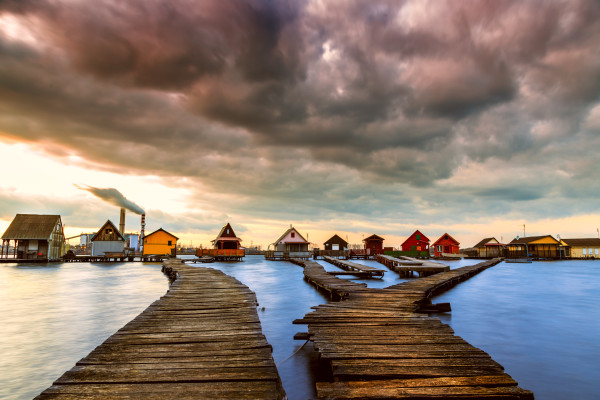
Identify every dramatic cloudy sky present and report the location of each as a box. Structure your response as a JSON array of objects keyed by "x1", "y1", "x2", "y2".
[{"x1": 1, "y1": 0, "x2": 600, "y2": 248}]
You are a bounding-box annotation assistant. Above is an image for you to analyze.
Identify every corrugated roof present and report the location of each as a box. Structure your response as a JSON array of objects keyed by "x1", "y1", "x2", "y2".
[
  {"x1": 561, "y1": 238, "x2": 600, "y2": 247},
  {"x1": 508, "y1": 235, "x2": 557, "y2": 245},
  {"x1": 1, "y1": 214, "x2": 61, "y2": 240}
]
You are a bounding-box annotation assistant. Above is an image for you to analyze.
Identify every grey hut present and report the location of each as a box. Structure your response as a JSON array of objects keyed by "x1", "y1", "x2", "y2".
[
  {"x1": 1, "y1": 214, "x2": 65, "y2": 260},
  {"x1": 91, "y1": 220, "x2": 125, "y2": 256}
]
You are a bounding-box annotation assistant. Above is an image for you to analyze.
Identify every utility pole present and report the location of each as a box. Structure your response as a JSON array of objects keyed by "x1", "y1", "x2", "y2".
[{"x1": 523, "y1": 224, "x2": 526, "y2": 237}]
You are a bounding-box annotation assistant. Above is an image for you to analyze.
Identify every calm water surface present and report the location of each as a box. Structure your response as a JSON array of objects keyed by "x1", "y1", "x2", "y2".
[
  {"x1": 2, "y1": 256, "x2": 599, "y2": 399},
  {"x1": 0, "y1": 261, "x2": 168, "y2": 400}
]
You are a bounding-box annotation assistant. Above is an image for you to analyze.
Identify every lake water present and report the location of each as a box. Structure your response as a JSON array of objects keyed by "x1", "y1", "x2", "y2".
[{"x1": 1, "y1": 256, "x2": 599, "y2": 399}]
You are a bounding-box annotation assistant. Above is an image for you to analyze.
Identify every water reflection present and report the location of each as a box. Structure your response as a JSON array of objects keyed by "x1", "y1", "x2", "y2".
[
  {"x1": 433, "y1": 260, "x2": 600, "y2": 400},
  {"x1": 0, "y1": 262, "x2": 167, "y2": 400}
]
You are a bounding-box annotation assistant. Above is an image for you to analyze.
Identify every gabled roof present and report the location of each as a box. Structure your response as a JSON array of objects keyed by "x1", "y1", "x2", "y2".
[
  {"x1": 273, "y1": 226, "x2": 309, "y2": 245},
  {"x1": 509, "y1": 235, "x2": 558, "y2": 245},
  {"x1": 212, "y1": 222, "x2": 242, "y2": 244},
  {"x1": 324, "y1": 234, "x2": 348, "y2": 246},
  {"x1": 561, "y1": 238, "x2": 600, "y2": 247},
  {"x1": 473, "y1": 237, "x2": 500, "y2": 248},
  {"x1": 401, "y1": 230, "x2": 429, "y2": 246},
  {"x1": 91, "y1": 220, "x2": 124, "y2": 242},
  {"x1": 143, "y1": 228, "x2": 179, "y2": 240},
  {"x1": 363, "y1": 234, "x2": 384, "y2": 242},
  {"x1": 433, "y1": 233, "x2": 460, "y2": 246},
  {"x1": 2, "y1": 214, "x2": 62, "y2": 240}
]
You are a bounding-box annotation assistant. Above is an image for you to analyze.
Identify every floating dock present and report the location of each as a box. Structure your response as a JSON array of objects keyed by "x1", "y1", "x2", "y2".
[
  {"x1": 35, "y1": 259, "x2": 285, "y2": 400},
  {"x1": 293, "y1": 258, "x2": 534, "y2": 399},
  {"x1": 323, "y1": 256, "x2": 385, "y2": 278},
  {"x1": 377, "y1": 254, "x2": 450, "y2": 278}
]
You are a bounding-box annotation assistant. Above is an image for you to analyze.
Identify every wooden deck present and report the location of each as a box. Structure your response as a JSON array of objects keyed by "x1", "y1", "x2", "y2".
[
  {"x1": 35, "y1": 259, "x2": 285, "y2": 400},
  {"x1": 323, "y1": 256, "x2": 385, "y2": 278},
  {"x1": 377, "y1": 254, "x2": 450, "y2": 278},
  {"x1": 293, "y1": 258, "x2": 534, "y2": 399}
]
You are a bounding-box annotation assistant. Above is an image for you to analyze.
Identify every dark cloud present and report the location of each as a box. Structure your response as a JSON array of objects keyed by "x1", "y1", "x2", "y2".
[{"x1": 1, "y1": 0, "x2": 600, "y2": 228}]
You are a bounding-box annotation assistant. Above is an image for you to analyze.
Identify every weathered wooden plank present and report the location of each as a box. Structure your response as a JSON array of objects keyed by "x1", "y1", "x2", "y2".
[{"x1": 35, "y1": 260, "x2": 285, "y2": 400}]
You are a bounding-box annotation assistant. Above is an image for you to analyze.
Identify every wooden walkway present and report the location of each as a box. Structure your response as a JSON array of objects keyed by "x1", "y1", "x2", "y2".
[
  {"x1": 35, "y1": 259, "x2": 285, "y2": 400},
  {"x1": 377, "y1": 254, "x2": 450, "y2": 278},
  {"x1": 294, "y1": 258, "x2": 534, "y2": 399},
  {"x1": 323, "y1": 256, "x2": 385, "y2": 278}
]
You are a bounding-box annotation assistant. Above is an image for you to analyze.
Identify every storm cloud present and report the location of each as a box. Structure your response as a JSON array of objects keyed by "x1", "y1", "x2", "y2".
[{"x1": 1, "y1": 0, "x2": 600, "y2": 234}]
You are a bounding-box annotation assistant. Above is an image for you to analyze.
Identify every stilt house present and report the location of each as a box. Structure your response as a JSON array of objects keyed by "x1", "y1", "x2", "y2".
[
  {"x1": 143, "y1": 228, "x2": 178, "y2": 256},
  {"x1": 91, "y1": 220, "x2": 125, "y2": 256},
  {"x1": 507, "y1": 235, "x2": 561, "y2": 259},
  {"x1": 363, "y1": 234, "x2": 385, "y2": 255},
  {"x1": 212, "y1": 223, "x2": 242, "y2": 250},
  {"x1": 472, "y1": 237, "x2": 504, "y2": 258},
  {"x1": 433, "y1": 233, "x2": 460, "y2": 257},
  {"x1": 1, "y1": 214, "x2": 65, "y2": 260},
  {"x1": 401, "y1": 230, "x2": 430, "y2": 252},
  {"x1": 561, "y1": 238, "x2": 600, "y2": 258},
  {"x1": 323, "y1": 234, "x2": 348, "y2": 252}
]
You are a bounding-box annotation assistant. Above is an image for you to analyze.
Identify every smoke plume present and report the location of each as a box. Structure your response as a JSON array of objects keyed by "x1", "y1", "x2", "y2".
[{"x1": 75, "y1": 185, "x2": 145, "y2": 214}]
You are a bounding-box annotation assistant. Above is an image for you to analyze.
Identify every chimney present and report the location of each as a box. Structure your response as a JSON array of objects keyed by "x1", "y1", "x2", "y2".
[
  {"x1": 140, "y1": 213, "x2": 146, "y2": 252},
  {"x1": 119, "y1": 208, "x2": 126, "y2": 235}
]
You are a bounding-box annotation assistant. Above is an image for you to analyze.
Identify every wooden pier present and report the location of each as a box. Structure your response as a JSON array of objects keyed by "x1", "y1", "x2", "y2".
[
  {"x1": 323, "y1": 256, "x2": 385, "y2": 279},
  {"x1": 377, "y1": 254, "x2": 450, "y2": 278},
  {"x1": 35, "y1": 259, "x2": 285, "y2": 400},
  {"x1": 293, "y1": 258, "x2": 534, "y2": 399}
]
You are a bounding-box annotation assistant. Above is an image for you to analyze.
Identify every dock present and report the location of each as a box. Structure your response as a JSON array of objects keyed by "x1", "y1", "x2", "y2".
[
  {"x1": 291, "y1": 258, "x2": 368, "y2": 300},
  {"x1": 293, "y1": 258, "x2": 534, "y2": 399},
  {"x1": 323, "y1": 256, "x2": 385, "y2": 278},
  {"x1": 35, "y1": 259, "x2": 285, "y2": 400},
  {"x1": 377, "y1": 254, "x2": 450, "y2": 278}
]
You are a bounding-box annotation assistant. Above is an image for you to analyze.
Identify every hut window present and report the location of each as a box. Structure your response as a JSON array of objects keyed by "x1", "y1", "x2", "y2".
[
  {"x1": 416, "y1": 234, "x2": 420, "y2": 240},
  {"x1": 106, "y1": 228, "x2": 112, "y2": 234},
  {"x1": 291, "y1": 232, "x2": 295, "y2": 238},
  {"x1": 227, "y1": 229, "x2": 230, "y2": 234},
  {"x1": 168, "y1": 241, "x2": 172, "y2": 246}
]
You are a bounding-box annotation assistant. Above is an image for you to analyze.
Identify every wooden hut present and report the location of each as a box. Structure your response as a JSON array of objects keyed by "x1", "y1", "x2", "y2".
[
  {"x1": 472, "y1": 237, "x2": 504, "y2": 258},
  {"x1": 507, "y1": 235, "x2": 560, "y2": 259},
  {"x1": 1, "y1": 214, "x2": 65, "y2": 260},
  {"x1": 433, "y1": 233, "x2": 460, "y2": 257},
  {"x1": 212, "y1": 222, "x2": 242, "y2": 250},
  {"x1": 324, "y1": 234, "x2": 348, "y2": 252},
  {"x1": 363, "y1": 234, "x2": 384, "y2": 255},
  {"x1": 266, "y1": 226, "x2": 310, "y2": 260},
  {"x1": 90, "y1": 220, "x2": 125, "y2": 256},
  {"x1": 142, "y1": 228, "x2": 178, "y2": 256},
  {"x1": 401, "y1": 230, "x2": 430, "y2": 252},
  {"x1": 561, "y1": 238, "x2": 600, "y2": 258}
]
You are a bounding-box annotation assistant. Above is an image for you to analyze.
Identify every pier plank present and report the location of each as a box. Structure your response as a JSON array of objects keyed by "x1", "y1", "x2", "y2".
[
  {"x1": 294, "y1": 258, "x2": 534, "y2": 399},
  {"x1": 35, "y1": 259, "x2": 285, "y2": 400}
]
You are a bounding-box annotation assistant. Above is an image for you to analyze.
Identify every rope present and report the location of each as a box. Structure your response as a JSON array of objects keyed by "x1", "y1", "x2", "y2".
[{"x1": 276, "y1": 339, "x2": 310, "y2": 366}]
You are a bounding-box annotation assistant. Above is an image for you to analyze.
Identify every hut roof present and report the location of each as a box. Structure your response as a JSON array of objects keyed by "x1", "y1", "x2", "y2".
[
  {"x1": 91, "y1": 220, "x2": 125, "y2": 242},
  {"x1": 273, "y1": 226, "x2": 309, "y2": 245},
  {"x1": 324, "y1": 234, "x2": 348, "y2": 246},
  {"x1": 143, "y1": 228, "x2": 179, "y2": 240},
  {"x1": 472, "y1": 237, "x2": 500, "y2": 248},
  {"x1": 401, "y1": 230, "x2": 430, "y2": 246},
  {"x1": 212, "y1": 222, "x2": 242, "y2": 244},
  {"x1": 363, "y1": 234, "x2": 385, "y2": 242},
  {"x1": 561, "y1": 238, "x2": 600, "y2": 247},
  {"x1": 508, "y1": 235, "x2": 557, "y2": 244},
  {"x1": 433, "y1": 233, "x2": 460, "y2": 246},
  {"x1": 2, "y1": 214, "x2": 62, "y2": 240}
]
